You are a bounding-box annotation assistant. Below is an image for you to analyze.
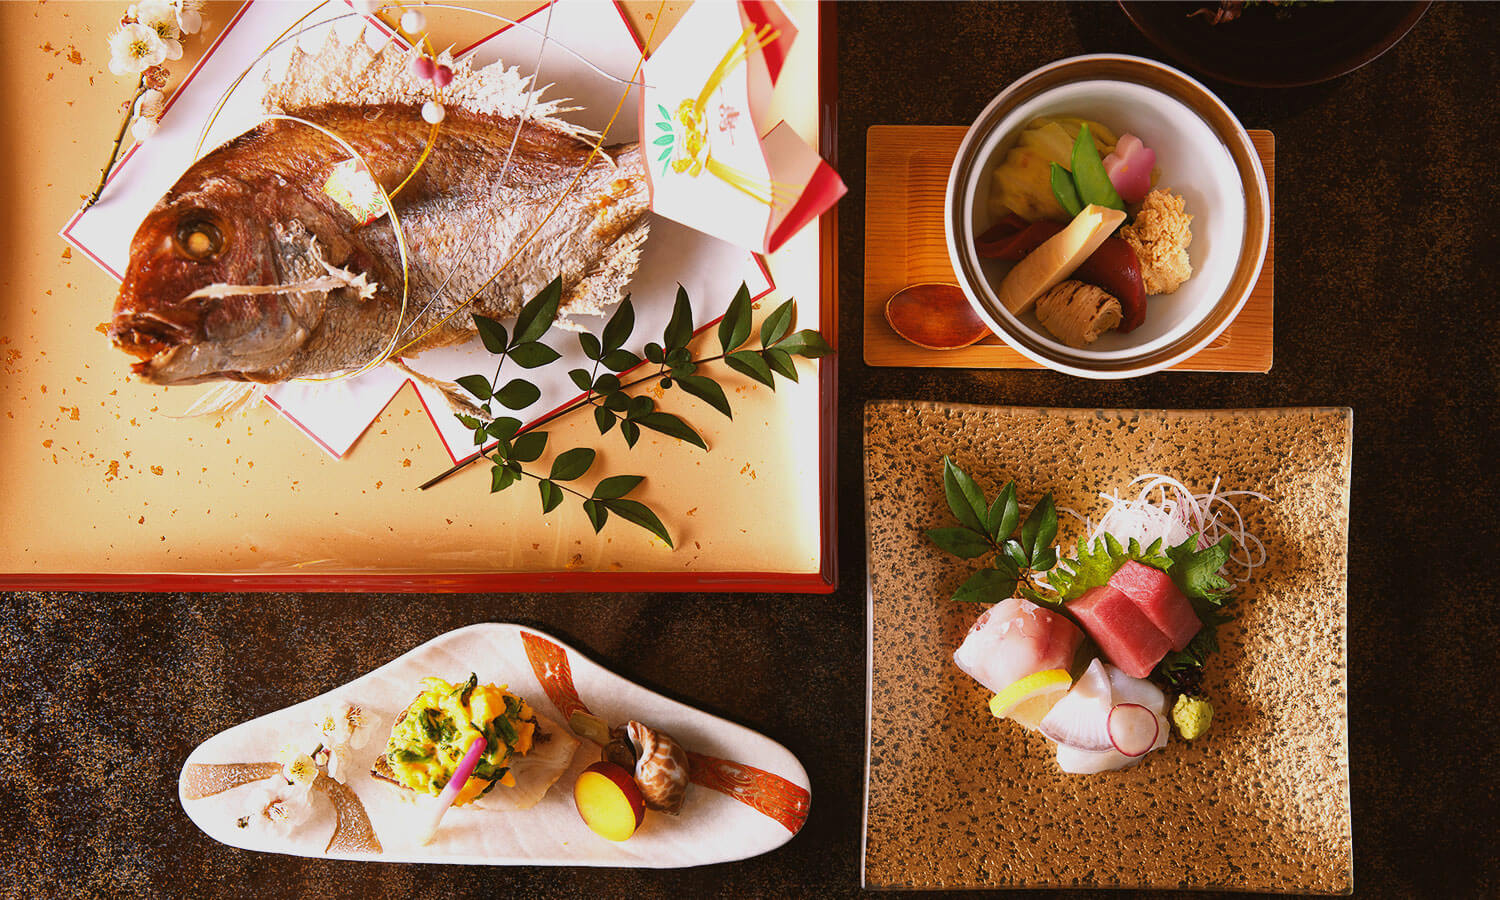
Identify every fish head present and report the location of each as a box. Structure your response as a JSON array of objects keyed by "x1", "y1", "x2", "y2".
[{"x1": 109, "y1": 176, "x2": 321, "y2": 384}]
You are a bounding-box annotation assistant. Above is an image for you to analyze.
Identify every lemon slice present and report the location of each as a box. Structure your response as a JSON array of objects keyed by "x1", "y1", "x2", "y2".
[{"x1": 988, "y1": 668, "x2": 1073, "y2": 728}]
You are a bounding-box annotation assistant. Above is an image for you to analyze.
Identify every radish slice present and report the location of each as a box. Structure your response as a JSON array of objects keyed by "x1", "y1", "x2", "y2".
[
  {"x1": 1107, "y1": 703, "x2": 1160, "y2": 757},
  {"x1": 413, "y1": 735, "x2": 486, "y2": 845}
]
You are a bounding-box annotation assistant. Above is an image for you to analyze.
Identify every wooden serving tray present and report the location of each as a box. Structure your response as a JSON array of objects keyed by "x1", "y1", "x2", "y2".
[{"x1": 863, "y1": 125, "x2": 1275, "y2": 371}]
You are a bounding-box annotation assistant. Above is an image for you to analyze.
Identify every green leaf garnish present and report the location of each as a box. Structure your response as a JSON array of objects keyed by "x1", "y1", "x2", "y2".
[
  {"x1": 717, "y1": 283, "x2": 753, "y2": 353},
  {"x1": 512, "y1": 276, "x2": 562, "y2": 345},
  {"x1": 548, "y1": 448, "x2": 595, "y2": 481},
  {"x1": 925, "y1": 527, "x2": 992, "y2": 559}
]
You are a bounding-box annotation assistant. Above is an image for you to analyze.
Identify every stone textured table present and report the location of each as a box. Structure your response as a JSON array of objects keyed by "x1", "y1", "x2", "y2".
[{"x1": 4, "y1": 2, "x2": 1497, "y2": 897}]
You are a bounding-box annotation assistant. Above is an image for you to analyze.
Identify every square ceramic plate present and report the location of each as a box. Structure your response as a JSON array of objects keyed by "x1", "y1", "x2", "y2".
[{"x1": 862, "y1": 402, "x2": 1352, "y2": 892}]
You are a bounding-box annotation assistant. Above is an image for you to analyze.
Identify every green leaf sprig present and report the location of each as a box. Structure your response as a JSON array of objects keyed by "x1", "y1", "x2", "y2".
[
  {"x1": 925, "y1": 457, "x2": 1058, "y2": 604},
  {"x1": 924, "y1": 457, "x2": 1244, "y2": 691},
  {"x1": 434, "y1": 278, "x2": 832, "y2": 548}
]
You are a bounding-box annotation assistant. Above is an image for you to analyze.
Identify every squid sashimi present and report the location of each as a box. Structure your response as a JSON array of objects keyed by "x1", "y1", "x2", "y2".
[
  {"x1": 1040, "y1": 659, "x2": 1169, "y2": 774},
  {"x1": 953, "y1": 597, "x2": 1083, "y2": 694},
  {"x1": 1068, "y1": 584, "x2": 1171, "y2": 679},
  {"x1": 1109, "y1": 560, "x2": 1201, "y2": 651}
]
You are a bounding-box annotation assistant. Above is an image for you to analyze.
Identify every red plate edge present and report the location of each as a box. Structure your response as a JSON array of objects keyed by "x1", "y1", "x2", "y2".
[{"x1": 7, "y1": 3, "x2": 839, "y2": 595}]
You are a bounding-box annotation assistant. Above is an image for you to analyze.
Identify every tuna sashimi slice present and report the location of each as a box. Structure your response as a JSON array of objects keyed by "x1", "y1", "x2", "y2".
[
  {"x1": 953, "y1": 597, "x2": 1084, "y2": 694},
  {"x1": 1109, "y1": 560, "x2": 1202, "y2": 651},
  {"x1": 1067, "y1": 585, "x2": 1171, "y2": 679}
]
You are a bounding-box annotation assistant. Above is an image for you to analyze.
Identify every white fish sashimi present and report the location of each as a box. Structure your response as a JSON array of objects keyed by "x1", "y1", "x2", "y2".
[
  {"x1": 953, "y1": 598, "x2": 1082, "y2": 694},
  {"x1": 1040, "y1": 660, "x2": 1170, "y2": 773}
]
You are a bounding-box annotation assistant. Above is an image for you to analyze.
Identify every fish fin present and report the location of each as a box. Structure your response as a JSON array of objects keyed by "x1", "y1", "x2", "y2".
[
  {"x1": 388, "y1": 359, "x2": 492, "y2": 423},
  {"x1": 555, "y1": 216, "x2": 651, "y2": 331},
  {"x1": 166, "y1": 382, "x2": 265, "y2": 419},
  {"x1": 262, "y1": 30, "x2": 594, "y2": 140}
]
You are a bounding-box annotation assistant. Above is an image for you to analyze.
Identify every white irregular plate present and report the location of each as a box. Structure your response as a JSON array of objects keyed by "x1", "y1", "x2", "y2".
[{"x1": 179, "y1": 623, "x2": 811, "y2": 866}]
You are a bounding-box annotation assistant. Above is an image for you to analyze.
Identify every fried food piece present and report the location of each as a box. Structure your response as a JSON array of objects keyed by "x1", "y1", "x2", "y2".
[
  {"x1": 1035, "y1": 281, "x2": 1122, "y2": 348},
  {"x1": 1120, "y1": 189, "x2": 1193, "y2": 295}
]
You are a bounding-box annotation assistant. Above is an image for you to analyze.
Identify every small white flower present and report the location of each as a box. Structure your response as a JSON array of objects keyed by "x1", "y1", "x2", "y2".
[
  {"x1": 278, "y1": 744, "x2": 320, "y2": 788},
  {"x1": 174, "y1": 0, "x2": 203, "y2": 35},
  {"x1": 130, "y1": 116, "x2": 159, "y2": 141},
  {"x1": 241, "y1": 779, "x2": 313, "y2": 838},
  {"x1": 134, "y1": 88, "x2": 166, "y2": 120},
  {"x1": 133, "y1": 1, "x2": 184, "y2": 61},
  {"x1": 108, "y1": 23, "x2": 168, "y2": 76},
  {"x1": 317, "y1": 701, "x2": 378, "y2": 751}
]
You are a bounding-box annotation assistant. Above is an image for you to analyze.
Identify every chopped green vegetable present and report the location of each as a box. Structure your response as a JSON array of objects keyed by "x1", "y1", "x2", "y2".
[
  {"x1": 1069, "y1": 124, "x2": 1125, "y2": 211},
  {"x1": 1050, "y1": 162, "x2": 1083, "y2": 217}
]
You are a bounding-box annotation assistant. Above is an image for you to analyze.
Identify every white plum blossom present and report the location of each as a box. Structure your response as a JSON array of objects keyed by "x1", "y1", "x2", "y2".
[
  {"x1": 130, "y1": 116, "x2": 159, "y2": 141},
  {"x1": 131, "y1": 1, "x2": 184, "y2": 61},
  {"x1": 239, "y1": 778, "x2": 314, "y2": 838},
  {"x1": 173, "y1": 0, "x2": 204, "y2": 35},
  {"x1": 309, "y1": 701, "x2": 378, "y2": 784},
  {"x1": 108, "y1": 23, "x2": 168, "y2": 76}
]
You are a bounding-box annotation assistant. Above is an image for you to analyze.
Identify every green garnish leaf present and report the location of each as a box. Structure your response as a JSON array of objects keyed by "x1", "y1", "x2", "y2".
[
  {"x1": 490, "y1": 463, "x2": 519, "y2": 493},
  {"x1": 508, "y1": 341, "x2": 560, "y2": 369},
  {"x1": 538, "y1": 479, "x2": 563, "y2": 513},
  {"x1": 549, "y1": 447, "x2": 595, "y2": 481},
  {"x1": 601, "y1": 349, "x2": 642, "y2": 373},
  {"x1": 776, "y1": 329, "x2": 832, "y2": 358},
  {"x1": 473, "y1": 315, "x2": 508, "y2": 354},
  {"x1": 986, "y1": 481, "x2": 1019, "y2": 542},
  {"x1": 485, "y1": 418, "x2": 521, "y2": 443},
  {"x1": 579, "y1": 332, "x2": 602, "y2": 361},
  {"x1": 760, "y1": 299, "x2": 796, "y2": 347},
  {"x1": 925, "y1": 527, "x2": 992, "y2": 559},
  {"x1": 513, "y1": 277, "x2": 562, "y2": 345},
  {"x1": 1166, "y1": 534, "x2": 1235, "y2": 603},
  {"x1": 951, "y1": 566, "x2": 1019, "y2": 604},
  {"x1": 725, "y1": 349, "x2": 775, "y2": 388},
  {"x1": 510, "y1": 430, "x2": 547, "y2": 463},
  {"x1": 664, "y1": 285, "x2": 695, "y2": 351},
  {"x1": 674, "y1": 374, "x2": 732, "y2": 418},
  {"x1": 717, "y1": 283, "x2": 753, "y2": 354},
  {"x1": 568, "y1": 368, "x2": 593, "y2": 392},
  {"x1": 602, "y1": 498, "x2": 674, "y2": 547},
  {"x1": 456, "y1": 374, "x2": 492, "y2": 401},
  {"x1": 638, "y1": 411, "x2": 707, "y2": 449},
  {"x1": 1020, "y1": 494, "x2": 1058, "y2": 567},
  {"x1": 592, "y1": 474, "x2": 644, "y2": 500},
  {"x1": 601, "y1": 297, "x2": 635, "y2": 354},
  {"x1": 593, "y1": 405, "x2": 615, "y2": 434},
  {"x1": 582, "y1": 498, "x2": 608, "y2": 532},
  {"x1": 1003, "y1": 539, "x2": 1028, "y2": 571},
  {"x1": 762, "y1": 347, "x2": 798, "y2": 382},
  {"x1": 620, "y1": 420, "x2": 640, "y2": 448},
  {"x1": 941, "y1": 457, "x2": 989, "y2": 535},
  {"x1": 495, "y1": 378, "x2": 540, "y2": 410}
]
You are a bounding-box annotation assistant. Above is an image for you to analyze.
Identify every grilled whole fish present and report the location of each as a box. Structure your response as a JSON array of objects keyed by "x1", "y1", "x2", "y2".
[{"x1": 109, "y1": 36, "x2": 650, "y2": 384}]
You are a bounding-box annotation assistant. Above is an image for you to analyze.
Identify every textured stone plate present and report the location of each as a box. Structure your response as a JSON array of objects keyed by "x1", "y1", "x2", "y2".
[
  {"x1": 862, "y1": 403, "x2": 1352, "y2": 892},
  {"x1": 179, "y1": 624, "x2": 809, "y2": 866}
]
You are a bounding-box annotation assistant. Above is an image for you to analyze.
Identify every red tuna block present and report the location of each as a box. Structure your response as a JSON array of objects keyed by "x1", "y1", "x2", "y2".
[
  {"x1": 1068, "y1": 584, "x2": 1172, "y2": 679},
  {"x1": 1109, "y1": 560, "x2": 1202, "y2": 651}
]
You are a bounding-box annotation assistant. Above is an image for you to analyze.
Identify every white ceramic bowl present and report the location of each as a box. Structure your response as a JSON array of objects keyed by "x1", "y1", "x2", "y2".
[{"x1": 945, "y1": 55, "x2": 1271, "y2": 379}]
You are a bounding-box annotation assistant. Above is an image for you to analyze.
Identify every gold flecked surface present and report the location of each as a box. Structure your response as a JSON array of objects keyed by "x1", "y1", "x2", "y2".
[{"x1": 863, "y1": 402, "x2": 1352, "y2": 893}]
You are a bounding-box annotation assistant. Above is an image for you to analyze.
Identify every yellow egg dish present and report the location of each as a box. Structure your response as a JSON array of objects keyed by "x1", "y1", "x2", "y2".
[{"x1": 381, "y1": 674, "x2": 537, "y2": 805}]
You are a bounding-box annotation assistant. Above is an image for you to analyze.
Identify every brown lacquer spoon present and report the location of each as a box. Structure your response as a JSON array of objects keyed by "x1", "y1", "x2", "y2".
[{"x1": 883, "y1": 283, "x2": 992, "y2": 350}]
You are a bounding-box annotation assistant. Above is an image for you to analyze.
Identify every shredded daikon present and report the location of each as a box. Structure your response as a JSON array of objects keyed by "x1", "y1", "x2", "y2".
[{"x1": 1087, "y1": 473, "x2": 1269, "y2": 582}]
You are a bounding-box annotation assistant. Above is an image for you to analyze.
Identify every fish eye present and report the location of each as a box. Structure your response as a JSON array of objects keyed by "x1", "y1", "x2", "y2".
[{"x1": 174, "y1": 217, "x2": 224, "y2": 260}]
